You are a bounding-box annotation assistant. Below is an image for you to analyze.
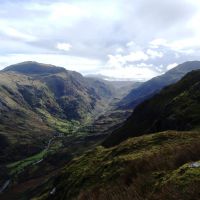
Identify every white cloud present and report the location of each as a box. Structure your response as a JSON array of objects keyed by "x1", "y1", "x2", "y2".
[
  {"x1": 103, "y1": 49, "x2": 164, "y2": 80},
  {"x1": 0, "y1": 23, "x2": 37, "y2": 42},
  {"x1": 150, "y1": 37, "x2": 200, "y2": 53},
  {"x1": 155, "y1": 65, "x2": 165, "y2": 73},
  {"x1": 107, "y1": 51, "x2": 149, "y2": 69},
  {"x1": 46, "y1": 1, "x2": 121, "y2": 24},
  {"x1": 167, "y1": 38, "x2": 200, "y2": 52},
  {"x1": 99, "y1": 64, "x2": 159, "y2": 81},
  {"x1": 126, "y1": 41, "x2": 135, "y2": 47},
  {"x1": 51, "y1": 4, "x2": 81, "y2": 18},
  {"x1": 101, "y1": 53, "x2": 159, "y2": 81},
  {"x1": 147, "y1": 49, "x2": 163, "y2": 59},
  {"x1": 149, "y1": 38, "x2": 168, "y2": 48},
  {"x1": 124, "y1": 51, "x2": 149, "y2": 62},
  {"x1": 1, "y1": 0, "x2": 200, "y2": 80},
  {"x1": 116, "y1": 48, "x2": 124, "y2": 53},
  {"x1": 56, "y1": 43, "x2": 72, "y2": 51},
  {"x1": 166, "y1": 63, "x2": 178, "y2": 70},
  {"x1": 107, "y1": 54, "x2": 126, "y2": 68},
  {"x1": 137, "y1": 63, "x2": 153, "y2": 67},
  {"x1": 49, "y1": 3, "x2": 86, "y2": 21}
]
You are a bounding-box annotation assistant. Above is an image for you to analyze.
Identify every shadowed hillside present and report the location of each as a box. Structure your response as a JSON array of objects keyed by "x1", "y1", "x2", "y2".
[
  {"x1": 103, "y1": 69, "x2": 200, "y2": 147},
  {"x1": 119, "y1": 61, "x2": 200, "y2": 109}
]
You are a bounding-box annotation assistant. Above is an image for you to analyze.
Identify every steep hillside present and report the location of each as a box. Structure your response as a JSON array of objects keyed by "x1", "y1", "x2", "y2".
[
  {"x1": 14, "y1": 131, "x2": 200, "y2": 200},
  {"x1": 119, "y1": 61, "x2": 200, "y2": 109},
  {"x1": 0, "y1": 72, "x2": 56, "y2": 163},
  {"x1": 103, "y1": 70, "x2": 200, "y2": 147},
  {"x1": 3, "y1": 61, "x2": 115, "y2": 120},
  {"x1": 1, "y1": 65, "x2": 200, "y2": 200},
  {"x1": 0, "y1": 62, "x2": 115, "y2": 163}
]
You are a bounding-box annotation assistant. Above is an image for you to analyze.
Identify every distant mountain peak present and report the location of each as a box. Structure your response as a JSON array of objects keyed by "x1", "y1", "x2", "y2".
[{"x1": 2, "y1": 61, "x2": 66, "y2": 75}]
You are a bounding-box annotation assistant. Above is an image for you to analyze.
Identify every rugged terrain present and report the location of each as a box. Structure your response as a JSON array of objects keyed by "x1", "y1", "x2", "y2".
[
  {"x1": 0, "y1": 61, "x2": 125, "y2": 163},
  {"x1": 0, "y1": 61, "x2": 135, "y2": 197},
  {"x1": 16, "y1": 68, "x2": 199, "y2": 200},
  {"x1": 104, "y1": 69, "x2": 200, "y2": 147},
  {"x1": 0, "y1": 61, "x2": 200, "y2": 200},
  {"x1": 27, "y1": 130, "x2": 200, "y2": 200}
]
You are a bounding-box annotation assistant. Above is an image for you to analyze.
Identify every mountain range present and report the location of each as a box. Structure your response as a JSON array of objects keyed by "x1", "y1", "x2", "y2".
[
  {"x1": 12, "y1": 67, "x2": 200, "y2": 200},
  {"x1": 103, "y1": 69, "x2": 200, "y2": 147},
  {"x1": 0, "y1": 60, "x2": 200, "y2": 200},
  {"x1": 0, "y1": 61, "x2": 117, "y2": 163},
  {"x1": 119, "y1": 61, "x2": 200, "y2": 109}
]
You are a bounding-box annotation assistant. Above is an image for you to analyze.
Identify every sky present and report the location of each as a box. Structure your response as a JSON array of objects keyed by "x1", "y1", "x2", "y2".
[{"x1": 0, "y1": 0, "x2": 200, "y2": 81}]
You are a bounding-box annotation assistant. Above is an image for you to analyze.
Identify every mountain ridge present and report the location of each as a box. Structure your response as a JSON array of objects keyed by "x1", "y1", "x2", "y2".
[
  {"x1": 119, "y1": 61, "x2": 200, "y2": 109},
  {"x1": 103, "y1": 69, "x2": 200, "y2": 147},
  {"x1": 0, "y1": 61, "x2": 117, "y2": 163},
  {"x1": 3, "y1": 61, "x2": 66, "y2": 75}
]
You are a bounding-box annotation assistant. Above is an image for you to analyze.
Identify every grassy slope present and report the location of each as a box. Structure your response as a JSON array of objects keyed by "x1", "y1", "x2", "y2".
[
  {"x1": 0, "y1": 72, "x2": 92, "y2": 162},
  {"x1": 26, "y1": 130, "x2": 200, "y2": 200},
  {"x1": 0, "y1": 73, "x2": 54, "y2": 163}
]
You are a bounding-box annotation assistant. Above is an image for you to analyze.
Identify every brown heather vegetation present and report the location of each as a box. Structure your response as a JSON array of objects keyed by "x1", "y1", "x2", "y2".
[
  {"x1": 25, "y1": 131, "x2": 200, "y2": 200},
  {"x1": 77, "y1": 134, "x2": 200, "y2": 200}
]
